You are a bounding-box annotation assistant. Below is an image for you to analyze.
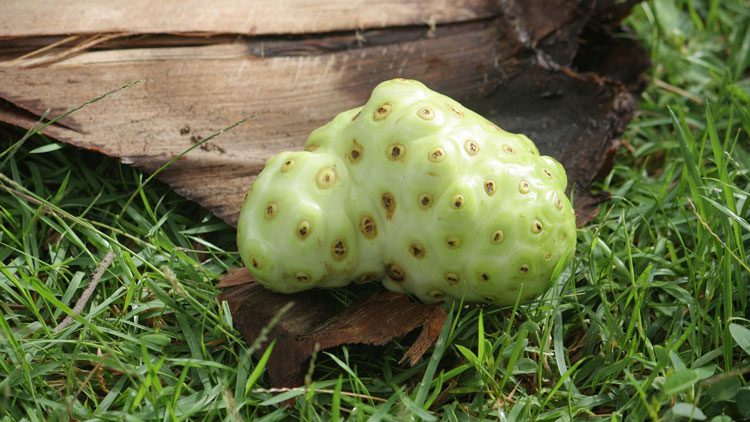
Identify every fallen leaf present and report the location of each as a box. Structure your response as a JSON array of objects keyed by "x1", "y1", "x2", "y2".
[
  {"x1": 216, "y1": 267, "x2": 255, "y2": 288},
  {"x1": 220, "y1": 275, "x2": 445, "y2": 387}
]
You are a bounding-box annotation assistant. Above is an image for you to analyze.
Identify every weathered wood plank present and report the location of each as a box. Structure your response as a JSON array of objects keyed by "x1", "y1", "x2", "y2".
[{"x1": 0, "y1": 0, "x2": 498, "y2": 37}]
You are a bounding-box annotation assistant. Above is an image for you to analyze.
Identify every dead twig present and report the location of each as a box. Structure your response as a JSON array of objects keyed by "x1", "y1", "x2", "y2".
[{"x1": 54, "y1": 251, "x2": 116, "y2": 333}]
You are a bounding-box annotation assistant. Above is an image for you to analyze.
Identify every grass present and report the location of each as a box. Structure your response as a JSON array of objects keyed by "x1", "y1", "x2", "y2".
[{"x1": 1, "y1": 0, "x2": 750, "y2": 420}]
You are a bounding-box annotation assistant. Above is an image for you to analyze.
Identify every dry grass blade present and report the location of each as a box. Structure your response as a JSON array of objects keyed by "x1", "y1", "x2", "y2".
[
  {"x1": 3, "y1": 35, "x2": 81, "y2": 64},
  {"x1": 53, "y1": 251, "x2": 116, "y2": 332}
]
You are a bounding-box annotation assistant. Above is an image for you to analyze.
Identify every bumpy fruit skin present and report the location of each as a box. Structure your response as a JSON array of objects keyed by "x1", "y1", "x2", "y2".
[{"x1": 237, "y1": 79, "x2": 576, "y2": 305}]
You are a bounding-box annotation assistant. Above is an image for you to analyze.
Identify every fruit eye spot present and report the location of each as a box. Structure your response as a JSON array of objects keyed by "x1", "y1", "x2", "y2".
[
  {"x1": 448, "y1": 104, "x2": 464, "y2": 117},
  {"x1": 359, "y1": 215, "x2": 377, "y2": 238},
  {"x1": 264, "y1": 203, "x2": 278, "y2": 219},
  {"x1": 417, "y1": 107, "x2": 435, "y2": 120},
  {"x1": 295, "y1": 272, "x2": 310, "y2": 282},
  {"x1": 331, "y1": 238, "x2": 347, "y2": 260},
  {"x1": 491, "y1": 230, "x2": 504, "y2": 243},
  {"x1": 544, "y1": 251, "x2": 552, "y2": 260},
  {"x1": 518, "y1": 179, "x2": 531, "y2": 194},
  {"x1": 281, "y1": 159, "x2": 295, "y2": 172},
  {"x1": 428, "y1": 147, "x2": 445, "y2": 163},
  {"x1": 479, "y1": 273, "x2": 490, "y2": 282},
  {"x1": 305, "y1": 143, "x2": 319, "y2": 152},
  {"x1": 484, "y1": 179, "x2": 496, "y2": 196},
  {"x1": 296, "y1": 220, "x2": 311, "y2": 239},
  {"x1": 502, "y1": 144, "x2": 515, "y2": 154},
  {"x1": 349, "y1": 139, "x2": 363, "y2": 163},
  {"x1": 387, "y1": 144, "x2": 405, "y2": 160},
  {"x1": 543, "y1": 168, "x2": 553, "y2": 179},
  {"x1": 451, "y1": 194, "x2": 465, "y2": 209},
  {"x1": 381, "y1": 192, "x2": 396, "y2": 218},
  {"x1": 316, "y1": 167, "x2": 337, "y2": 189},
  {"x1": 374, "y1": 103, "x2": 392, "y2": 120},
  {"x1": 445, "y1": 237, "x2": 461, "y2": 249},
  {"x1": 554, "y1": 197, "x2": 564, "y2": 210},
  {"x1": 519, "y1": 264, "x2": 530, "y2": 274},
  {"x1": 445, "y1": 272, "x2": 459, "y2": 285},
  {"x1": 532, "y1": 220, "x2": 543, "y2": 234},
  {"x1": 250, "y1": 258, "x2": 260, "y2": 269},
  {"x1": 409, "y1": 243, "x2": 425, "y2": 258},
  {"x1": 386, "y1": 263, "x2": 405, "y2": 281},
  {"x1": 357, "y1": 273, "x2": 378, "y2": 284},
  {"x1": 464, "y1": 140, "x2": 479, "y2": 156},
  {"x1": 351, "y1": 110, "x2": 361, "y2": 121},
  {"x1": 429, "y1": 289, "x2": 445, "y2": 299},
  {"x1": 418, "y1": 193, "x2": 434, "y2": 209}
]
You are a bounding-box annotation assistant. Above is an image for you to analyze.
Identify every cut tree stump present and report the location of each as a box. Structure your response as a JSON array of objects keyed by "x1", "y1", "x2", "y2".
[{"x1": 0, "y1": 0, "x2": 648, "y2": 387}]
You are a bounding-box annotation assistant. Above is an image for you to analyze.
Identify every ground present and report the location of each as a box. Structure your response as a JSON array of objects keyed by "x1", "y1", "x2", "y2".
[{"x1": 1, "y1": 0, "x2": 749, "y2": 420}]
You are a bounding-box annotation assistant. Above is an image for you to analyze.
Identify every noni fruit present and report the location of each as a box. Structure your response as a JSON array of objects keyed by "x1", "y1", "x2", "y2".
[{"x1": 237, "y1": 79, "x2": 576, "y2": 305}]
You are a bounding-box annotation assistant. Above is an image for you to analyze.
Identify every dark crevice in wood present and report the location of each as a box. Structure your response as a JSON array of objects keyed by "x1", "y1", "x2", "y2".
[
  {"x1": 0, "y1": 96, "x2": 81, "y2": 133},
  {"x1": 0, "y1": 16, "x2": 500, "y2": 62}
]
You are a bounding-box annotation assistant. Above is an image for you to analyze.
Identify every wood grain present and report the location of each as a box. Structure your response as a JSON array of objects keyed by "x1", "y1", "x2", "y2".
[{"x1": 0, "y1": 0, "x2": 498, "y2": 37}]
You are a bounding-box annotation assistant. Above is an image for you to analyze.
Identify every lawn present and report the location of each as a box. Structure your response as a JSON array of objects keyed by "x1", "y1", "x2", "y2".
[{"x1": 1, "y1": 0, "x2": 749, "y2": 420}]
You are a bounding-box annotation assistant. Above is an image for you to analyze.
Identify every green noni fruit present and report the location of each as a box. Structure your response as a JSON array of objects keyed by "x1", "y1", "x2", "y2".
[{"x1": 237, "y1": 79, "x2": 576, "y2": 305}]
